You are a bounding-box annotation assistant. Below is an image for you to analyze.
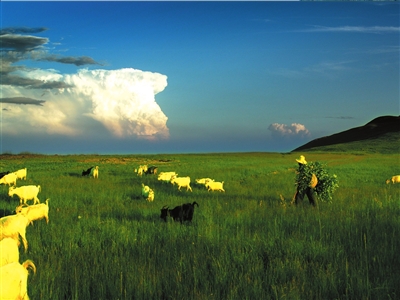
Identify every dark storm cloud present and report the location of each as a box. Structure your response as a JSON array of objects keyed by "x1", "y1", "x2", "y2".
[
  {"x1": 0, "y1": 27, "x2": 48, "y2": 35},
  {"x1": 1, "y1": 26, "x2": 100, "y2": 90},
  {"x1": 1, "y1": 97, "x2": 45, "y2": 106},
  {"x1": 39, "y1": 54, "x2": 102, "y2": 66},
  {"x1": 0, "y1": 34, "x2": 48, "y2": 51},
  {"x1": 2, "y1": 75, "x2": 73, "y2": 89}
]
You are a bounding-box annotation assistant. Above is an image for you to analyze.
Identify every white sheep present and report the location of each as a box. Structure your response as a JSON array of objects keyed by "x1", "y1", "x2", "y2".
[
  {"x1": 170, "y1": 176, "x2": 192, "y2": 192},
  {"x1": 158, "y1": 171, "x2": 177, "y2": 182},
  {"x1": 0, "y1": 172, "x2": 17, "y2": 186},
  {"x1": 147, "y1": 189, "x2": 155, "y2": 202},
  {"x1": 195, "y1": 178, "x2": 214, "y2": 185},
  {"x1": 205, "y1": 180, "x2": 225, "y2": 192},
  {"x1": 0, "y1": 238, "x2": 19, "y2": 267},
  {"x1": 93, "y1": 166, "x2": 99, "y2": 179},
  {"x1": 0, "y1": 260, "x2": 36, "y2": 300},
  {"x1": 14, "y1": 168, "x2": 27, "y2": 180},
  {"x1": 16, "y1": 199, "x2": 50, "y2": 224},
  {"x1": 386, "y1": 175, "x2": 400, "y2": 184},
  {"x1": 0, "y1": 214, "x2": 31, "y2": 252},
  {"x1": 9, "y1": 185, "x2": 41, "y2": 205},
  {"x1": 136, "y1": 165, "x2": 148, "y2": 176}
]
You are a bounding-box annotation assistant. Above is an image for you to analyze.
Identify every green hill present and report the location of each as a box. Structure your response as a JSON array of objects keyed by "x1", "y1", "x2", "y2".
[{"x1": 292, "y1": 116, "x2": 400, "y2": 154}]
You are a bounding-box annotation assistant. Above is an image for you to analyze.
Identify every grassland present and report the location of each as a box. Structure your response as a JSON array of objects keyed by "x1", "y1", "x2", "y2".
[{"x1": 0, "y1": 152, "x2": 399, "y2": 299}]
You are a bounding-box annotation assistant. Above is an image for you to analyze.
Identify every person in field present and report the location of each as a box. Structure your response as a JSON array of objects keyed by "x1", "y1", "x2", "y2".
[{"x1": 292, "y1": 155, "x2": 318, "y2": 207}]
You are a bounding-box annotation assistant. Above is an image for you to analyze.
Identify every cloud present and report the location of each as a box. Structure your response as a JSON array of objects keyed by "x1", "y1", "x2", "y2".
[
  {"x1": 2, "y1": 68, "x2": 170, "y2": 140},
  {"x1": 0, "y1": 97, "x2": 45, "y2": 106},
  {"x1": 38, "y1": 54, "x2": 102, "y2": 66},
  {"x1": 268, "y1": 123, "x2": 311, "y2": 138},
  {"x1": 0, "y1": 26, "x2": 101, "y2": 89},
  {"x1": 0, "y1": 33, "x2": 48, "y2": 51},
  {"x1": 274, "y1": 61, "x2": 353, "y2": 79},
  {"x1": 1, "y1": 74, "x2": 73, "y2": 89},
  {"x1": 0, "y1": 27, "x2": 48, "y2": 35},
  {"x1": 299, "y1": 25, "x2": 400, "y2": 34},
  {"x1": 1, "y1": 26, "x2": 169, "y2": 141}
]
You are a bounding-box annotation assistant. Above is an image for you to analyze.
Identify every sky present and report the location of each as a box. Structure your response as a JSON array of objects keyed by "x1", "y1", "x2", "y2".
[{"x1": 1, "y1": 1, "x2": 399, "y2": 154}]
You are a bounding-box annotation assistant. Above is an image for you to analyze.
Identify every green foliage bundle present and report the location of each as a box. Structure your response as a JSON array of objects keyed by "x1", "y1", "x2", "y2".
[{"x1": 295, "y1": 161, "x2": 339, "y2": 202}]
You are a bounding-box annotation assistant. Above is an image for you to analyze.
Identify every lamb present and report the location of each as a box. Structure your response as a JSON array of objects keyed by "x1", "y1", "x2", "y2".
[
  {"x1": 170, "y1": 176, "x2": 192, "y2": 192},
  {"x1": 205, "y1": 180, "x2": 225, "y2": 192},
  {"x1": 0, "y1": 214, "x2": 31, "y2": 251},
  {"x1": 386, "y1": 175, "x2": 400, "y2": 184},
  {"x1": 195, "y1": 178, "x2": 214, "y2": 185},
  {"x1": 0, "y1": 260, "x2": 36, "y2": 300},
  {"x1": 0, "y1": 172, "x2": 17, "y2": 186},
  {"x1": 9, "y1": 185, "x2": 41, "y2": 205},
  {"x1": 16, "y1": 199, "x2": 50, "y2": 224},
  {"x1": 0, "y1": 238, "x2": 19, "y2": 267}
]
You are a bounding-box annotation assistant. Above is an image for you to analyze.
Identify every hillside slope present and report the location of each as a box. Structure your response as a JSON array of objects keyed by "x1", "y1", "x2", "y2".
[{"x1": 292, "y1": 115, "x2": 400, "y2": 153}]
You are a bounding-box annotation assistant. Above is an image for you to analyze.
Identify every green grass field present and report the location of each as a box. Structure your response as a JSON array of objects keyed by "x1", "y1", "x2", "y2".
[{"x1": 0, "y1": 152, "x2": 399, "y2": 299}]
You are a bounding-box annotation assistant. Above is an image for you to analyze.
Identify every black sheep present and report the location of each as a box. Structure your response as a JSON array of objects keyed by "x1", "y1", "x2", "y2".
[
  {"x1": 145, "y1": 166, "x2": 158, "y2": 175},
  {"x1": 160, "y1": 202, "x2": 199, "y2": 224},
  {"x1": 82, "y1": 166, "x2": 94, "y2": 176}
]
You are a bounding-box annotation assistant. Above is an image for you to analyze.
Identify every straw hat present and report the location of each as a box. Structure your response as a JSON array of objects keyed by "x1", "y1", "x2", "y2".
[{"x1": 295, "y1": 155, "x2": 307, "y2": 164}]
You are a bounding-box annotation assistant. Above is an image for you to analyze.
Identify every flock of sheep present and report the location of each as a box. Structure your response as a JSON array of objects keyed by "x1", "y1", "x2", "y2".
[
  {"x1": 136, "y1": 164, "x2": 225, "y2": 201},
  {"x1": 0, "y1": 168, "x2": 49, "y2": 299},
  {"x1": 135, "y1": 165, "x2": 225, "y2": 223}
]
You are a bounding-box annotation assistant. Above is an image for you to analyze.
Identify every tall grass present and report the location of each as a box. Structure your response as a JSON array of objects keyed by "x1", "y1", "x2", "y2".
[{"x1": 0, "y1": 152, "x2": 399, "y2": 299}]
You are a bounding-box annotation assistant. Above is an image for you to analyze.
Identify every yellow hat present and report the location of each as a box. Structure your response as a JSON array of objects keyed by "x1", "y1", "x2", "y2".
[{"x1": 296, "y1": 155, "x2": 307, "y2": 164}]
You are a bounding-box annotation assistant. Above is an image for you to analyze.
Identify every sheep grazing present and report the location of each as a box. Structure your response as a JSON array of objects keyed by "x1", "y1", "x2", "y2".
[
  {"x1": 386, "y1": 175, "x2": 400, "y2": 184},
  {"x1": 0, "y1": 260, "x2": 36, "y2": 300},
  {"x1": 0, "y1": 171, "x2": 10, "y2": 179},
  {"x1": 141, "y1": 184, "x2": 155, "y2": 202},
  {"x1": 205, "y1": 180, "x2": 225, "y2": 192},
  {"x1": 160, "y1": 202, "x2": 199, "y2": 224},
  {"x1": 82, "y1": 166, "x2": 94, "y2": 176},
  {"x1": 170, "y1": 176, "x2": 192, "y2": 192},
  {"x1": 158, "y1": 172, "x2": 178, "y2": 182},
  {"x1": 0, "y1": 214, "x2": 31, "y2": 252},
  {"x1": 147, "y1": 189, "x2": 155, "y2": 202},
  {"x1": 9, "y1": 185, "x2": 41, "y2": 205},
  {"x1": 195, "y1": 178, "x2": 214, "y2": 185},
  {"x1": 0, "y1": 172, "x2": 17, "y2": 186},
  {"x1": 16, "y1": 199, "x2": 50, "y2": 224},
  {"x1": 135, "y1": 165, "x2": 148, "y2": 176},
  {"x1": 145, "y1": 166, "x2": 158, "y2": 175},
  {"x1": 0, "y1": 238, "x2": 20, "y2": 267},
  {"x1": 14, "y1": 168, "x2": 27, "y2": 180},
  {"x1": 93, "y1": 166, "x2": 99, "y2": 179}
]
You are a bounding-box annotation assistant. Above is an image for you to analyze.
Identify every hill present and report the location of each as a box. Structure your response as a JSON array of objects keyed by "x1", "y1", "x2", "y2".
[{"x1": 292, "y1": 115, "x2": 400, "y2": 153}]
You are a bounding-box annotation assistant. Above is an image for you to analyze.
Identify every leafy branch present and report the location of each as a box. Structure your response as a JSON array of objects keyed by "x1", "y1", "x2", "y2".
[{"x1": 295, "y1": 161, "x2": 339, "y2": 202}]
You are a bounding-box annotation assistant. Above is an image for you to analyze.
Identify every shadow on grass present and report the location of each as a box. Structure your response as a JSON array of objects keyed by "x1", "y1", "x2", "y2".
[
  {"x1": 0, "y1": 207, "x2": 15, "y2": 217},
  {"x1": 68, "y1": 172, "x2": 82, "y2": 178}
]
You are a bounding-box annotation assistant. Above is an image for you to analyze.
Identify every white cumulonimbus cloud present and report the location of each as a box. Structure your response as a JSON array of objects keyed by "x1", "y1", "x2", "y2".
[
  {"x1": 268, "y1": 123, "x2": 310, "y2": 138},
  {"x1": 1, "y1": 68, "x2": 169, "y2": 140}
]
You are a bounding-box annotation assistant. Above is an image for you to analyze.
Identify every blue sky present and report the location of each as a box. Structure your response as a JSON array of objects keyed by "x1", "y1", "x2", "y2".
[{"x1": 1, "y1": 1, "x2": 399, "y2": 154}]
